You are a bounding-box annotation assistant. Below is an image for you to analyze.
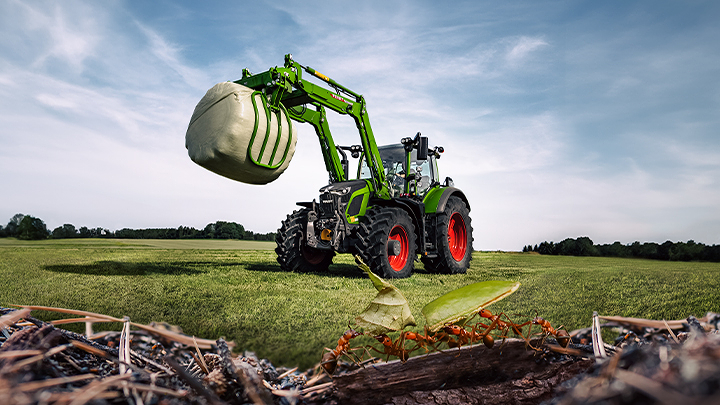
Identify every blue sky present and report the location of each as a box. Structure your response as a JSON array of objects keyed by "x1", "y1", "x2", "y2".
[{"x1": 1, "y1": 0, "x2": 719, "y2": 250}]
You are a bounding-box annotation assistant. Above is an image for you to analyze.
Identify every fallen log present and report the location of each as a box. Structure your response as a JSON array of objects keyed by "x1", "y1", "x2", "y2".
[{"x1": 332, "y1": 339, "x2": 593, "y2": 405}]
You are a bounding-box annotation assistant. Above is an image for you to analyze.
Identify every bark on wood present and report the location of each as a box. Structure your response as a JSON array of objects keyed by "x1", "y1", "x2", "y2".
[{"x1": 332, "y1": 339, "x2": 593, "y2": 405}]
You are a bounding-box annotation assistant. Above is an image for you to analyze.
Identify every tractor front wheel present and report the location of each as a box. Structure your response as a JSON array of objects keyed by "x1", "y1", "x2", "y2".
[
  {"x1": 422, "y1": 196, "x2": 473, "y2": 274},
  {"x1": 275, "y1": 209, "x2": 334, "y2": 272},
  {"x1": 356, "y1": 207, "x2": 416, "y2": 278}
]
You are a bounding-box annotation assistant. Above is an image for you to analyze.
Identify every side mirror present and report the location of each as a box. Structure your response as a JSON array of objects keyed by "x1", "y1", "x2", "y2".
[{"x1": 416, "y1": 136, "x2": 428, "y2": 160}]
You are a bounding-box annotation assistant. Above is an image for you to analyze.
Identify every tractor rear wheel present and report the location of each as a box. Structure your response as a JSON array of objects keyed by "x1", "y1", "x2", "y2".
[
  {"x1": 422, "y1": 196, "x2": 472, "y2": 274},
  {"x1": 275, "y1": 209, "x2": 334, "y2": 272},
  {"x1": 356, "y1": 207, "x2": 416, "y2": 279}
]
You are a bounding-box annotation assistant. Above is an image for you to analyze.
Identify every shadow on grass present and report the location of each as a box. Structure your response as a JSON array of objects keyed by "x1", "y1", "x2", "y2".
[
  {"x1": 245, "y1": 263, "x2": 367, "y2": 279},
  {"x1": 44, "y1": 261, "x2": 206, "y2": 276}
]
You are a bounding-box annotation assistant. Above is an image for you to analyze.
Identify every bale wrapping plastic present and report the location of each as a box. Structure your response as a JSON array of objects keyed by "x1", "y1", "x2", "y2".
[{"x1": 185, "y1": 82, "x2": 297, "y2": 185}]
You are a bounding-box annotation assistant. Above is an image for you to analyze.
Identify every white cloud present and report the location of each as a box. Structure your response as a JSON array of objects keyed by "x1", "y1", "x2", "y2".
[{"x1": 505, "y1": 36, "x2": 548, "y2": 66}]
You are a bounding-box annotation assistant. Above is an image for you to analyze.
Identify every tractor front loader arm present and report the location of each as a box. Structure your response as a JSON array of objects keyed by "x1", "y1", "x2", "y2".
[{"x1": 236, "y1": 54, "x2": 390, "y2": 199}]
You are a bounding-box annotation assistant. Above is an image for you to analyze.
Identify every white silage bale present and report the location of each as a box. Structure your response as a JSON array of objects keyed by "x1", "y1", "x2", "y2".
[{"x1": 185, "y1": 82, "x2": 297, "y2": 185}]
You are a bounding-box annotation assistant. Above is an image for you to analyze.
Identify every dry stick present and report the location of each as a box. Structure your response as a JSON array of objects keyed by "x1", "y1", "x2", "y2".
[
  {"x1": 17, "y1": 305, "x2": 224, "y2": 349},
  {"x1": 304, "y1": 371, "x2": 331, "y2": 388},
  {"x1": 300, "y1": 382, "x2": 334, "y2": 396},
  {"x1": 0, "y1": 308, "x2": 31, "y2": 330},
  {"x1": 193, "y1": 336, "x2": 210, "y2": 374},
  {"x1": 0, "y1": 350, "x2": 42, "y2": 359},
  {"x1": 85, "y1": 315, "x2": 93, "y2": 338},
  {"x1": 68, "y1": 374, "x2": 133, "y2": 405},
  {"x1": 277, "y1": 366, "x2": 298, "y2": 380},
  {"x1": 7, "y1": 344, "x2": 71, "y2": 373},
  {"x1": 591, "y1": 311, "x2": 607, "y2": 359},
  {"x1": 38, "y1": 391, "x2": 120, "y2": 404},
  {"x1": 70, "y1": 340, "x2": 146, "y2": 377},
  {"x1": 129, "y1": 348, "x2": 175, "y2": 375},
  {"x1": 598, "y1": 315, "x2": 686, "y2": 330},
  {"x1": 164, "y1": 356, "x2": 226, "y2": 405},
  {"x1": 118, "y1": 381, "x2": 187, "y2": 397},
  {"x1": 663, "y1": 319, "x2": 681, "y2": 344},
  {"x1": 50, "y1": 317, "x2": 108, "y2": 326},
  {"x1": 13, "y1": 373, "x2": 97, "y2": 392}
]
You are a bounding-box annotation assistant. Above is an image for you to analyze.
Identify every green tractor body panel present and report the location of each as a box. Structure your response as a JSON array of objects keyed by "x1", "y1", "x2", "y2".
[{"x1": 423, "y1": 187, "x2": 471, "y2": 214}]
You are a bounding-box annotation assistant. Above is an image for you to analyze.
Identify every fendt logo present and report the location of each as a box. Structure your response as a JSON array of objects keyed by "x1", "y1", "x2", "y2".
[{"x1": 331, "y1": 94, "x2": 346, "y2": 103}]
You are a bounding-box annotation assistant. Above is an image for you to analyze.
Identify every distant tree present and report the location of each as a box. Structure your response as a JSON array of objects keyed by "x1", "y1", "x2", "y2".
[
  {"x1": 598, "y1": 242, "x2": 631, "y2": 258},
  {"x1": 17, "y1": 215, "x2": 49, "y2": 240},
  {"x1": 178, "y1": 225, "x2": 199, "y2": 239},
  {"x1": 202, "y1": 223, "x2": 215, "y2": 239},
  {"x1": 78, "y1": 226, "x2": 92, "y2": 238},
  {"x1": 115, "y1": 228, "x2": 137, "y2": 238},
  {"x1": 537, "y1": 241, "x2": 556, "y2": 255},
  {"x1": 557, "y1": 238, "x2": 580, "y2": 256},
  {"x1": 52, "y1": 224, "x2": 78, "y2": 239},
  {"x1": 4, "y1": 213, "x2": 25, "y2": 237}
]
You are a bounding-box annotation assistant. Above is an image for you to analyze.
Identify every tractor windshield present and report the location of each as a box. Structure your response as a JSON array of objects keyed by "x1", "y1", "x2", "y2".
[{"x1": 359, "y1": 144, "x2": 436, "y2": 197}]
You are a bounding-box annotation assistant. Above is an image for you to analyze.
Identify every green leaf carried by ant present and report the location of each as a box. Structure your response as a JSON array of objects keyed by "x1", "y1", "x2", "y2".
[
  {"x1": 422, "y1": 280, "x2": 520, "y2": 332},
  {"x1": 353, "y1": 255, "x2": 416, "y2": 335}
]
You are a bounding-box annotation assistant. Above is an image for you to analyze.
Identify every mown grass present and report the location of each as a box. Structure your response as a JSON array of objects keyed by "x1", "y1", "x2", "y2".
[{"x1": 1, "y1": 238, "x2": 718, "y2": 370}]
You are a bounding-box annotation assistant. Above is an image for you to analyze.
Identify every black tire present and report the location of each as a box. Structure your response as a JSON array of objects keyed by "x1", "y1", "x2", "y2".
[
  {"x1": 356, "y1": 207, "x2": 416, "y2": 278},
  {"x1": 422, "y1": 196, "x2": 473, "y2": 274},
  {"x1": 275, "y1": 209, "x2": 334, "y2": 272}
]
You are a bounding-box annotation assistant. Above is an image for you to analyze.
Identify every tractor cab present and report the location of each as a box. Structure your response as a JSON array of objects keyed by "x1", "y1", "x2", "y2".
[{"x1": 359, "y1": 143, "x2": 439, "y2": 198}]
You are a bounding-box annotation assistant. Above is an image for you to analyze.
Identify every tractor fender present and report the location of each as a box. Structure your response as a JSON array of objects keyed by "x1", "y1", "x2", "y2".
[{"x1": 424, "y1": 187, "x2": 471, "y2": 214}]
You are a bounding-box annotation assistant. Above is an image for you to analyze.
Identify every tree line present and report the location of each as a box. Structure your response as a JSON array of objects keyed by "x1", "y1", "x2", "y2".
[
  {"x1": 523, "y1": 236, "x2": 720, "y2": 262},
  {"x1": 0, "y1": 213, "x2": 276, "y2": 241}
]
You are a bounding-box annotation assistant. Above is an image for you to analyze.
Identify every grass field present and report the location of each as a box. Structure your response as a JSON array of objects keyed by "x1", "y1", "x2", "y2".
[{"x1": 1, "y1": 238, "x2": 718, "y2": 370}]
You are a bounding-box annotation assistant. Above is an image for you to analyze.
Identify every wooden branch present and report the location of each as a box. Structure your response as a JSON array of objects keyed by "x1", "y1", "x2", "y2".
[{"x1": 332, "y1": 339, "x2": 593, "y2": 405}]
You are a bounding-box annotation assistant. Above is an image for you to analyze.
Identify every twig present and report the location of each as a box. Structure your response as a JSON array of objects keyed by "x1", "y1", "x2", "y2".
[
  {"x1": 300, "y1": 381, "x2": 334, "y2": 395},
  {"x1": 277, "y1": 366, "x2": 298, "y2": 380},
  {"x1": 14, "y1": 373, "x2": 97, "y2": 392},
  {"x1": 663, "y1": 319, "x2": 680, "y2": 344},
  {"x1": 592, "y1": 311, "x2": 607, "y2": 359},
  {"x1": 193, "y1": 336, "x2": 210, "y2": 374},
  {"x1": 0, "y1": 308, "x2": 31, "y2": 330},
  {"x1": 599, "y1": 315, "x2": 686, "y2": 330},
  {"x1": 7, "y1": 344, "x2": 71, "y2": 373},
  {"x1": 0, "y1": 350, "x2": 42, "y2": 359},
  {"x1": 68, "y1": 374, "x2": 133, "y2": 405},
  {"x1": 164, "y1": 356, "x2": 226, "y2": 405},
  {"x1": 15, "y1": 304, "x2": 226, "y2": 349}
]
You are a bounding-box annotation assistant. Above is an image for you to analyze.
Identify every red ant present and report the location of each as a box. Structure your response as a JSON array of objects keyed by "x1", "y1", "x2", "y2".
[
  {"x1": 471, "y1": 309, "x2": 532, "y2": 348},
  {"x1": 321, "y1": 329, "x2": 363, "y2": 374},
  {"x1": 402, "y1": 326, "x2": 446, "y2": 354},
  {"x1": 529, "y1": 316, "x2": 570, "y2": 348},
  {"x1": 441, "y1": 313, "x2": 506, "y2": 351},
  {"x1": 369, "y1": 333, "x2": 415, "y2": 362},
  {"x1": 477, "y1": 309, "x2": 530, "y2": 336}
]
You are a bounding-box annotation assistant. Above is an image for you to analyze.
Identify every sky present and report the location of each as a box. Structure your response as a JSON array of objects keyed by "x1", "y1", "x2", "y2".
[{"x1": 1, "y1": 0, "x2": 719, "y2": 251}]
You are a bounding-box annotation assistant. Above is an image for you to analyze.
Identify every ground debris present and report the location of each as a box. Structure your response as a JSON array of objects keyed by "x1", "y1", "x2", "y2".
[
  {"x1": 547, "y1": 313, "x2": 720, "y2": 405},
  {"x1": 4, "y1": 306, "x2": 719, "y2": 405},
  {"x1": 0, "y1": 307, "x2": 311, "y2": 405}
]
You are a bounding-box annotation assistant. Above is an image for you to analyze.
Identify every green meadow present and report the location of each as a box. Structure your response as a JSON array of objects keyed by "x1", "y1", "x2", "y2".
[{"x1": 1, "y1": 238, "x2": 718, "y2": 370}]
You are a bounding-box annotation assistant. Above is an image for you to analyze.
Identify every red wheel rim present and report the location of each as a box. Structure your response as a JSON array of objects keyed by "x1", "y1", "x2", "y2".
[
  {"x1": 302, "y1": 245, "x2": 327, "y2": 265},
  {"x1": 448, "y1": 212, "x2": 467, "y2": 261},
  {"x1": 388, "y1": 225, "x2": 409, "y2": 271}
]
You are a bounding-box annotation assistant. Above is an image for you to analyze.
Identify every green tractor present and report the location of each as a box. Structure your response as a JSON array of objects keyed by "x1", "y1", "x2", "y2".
[{"x1": 193, "y1": 54, "x2": 472, "y2": 278}]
